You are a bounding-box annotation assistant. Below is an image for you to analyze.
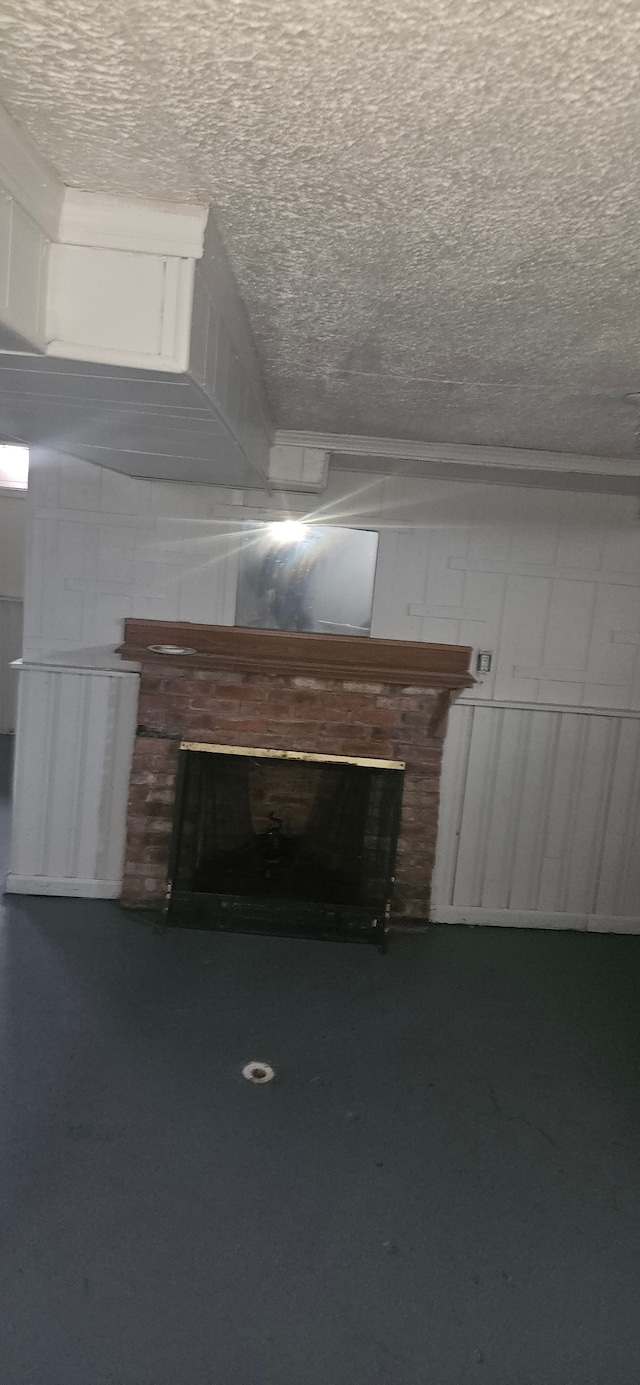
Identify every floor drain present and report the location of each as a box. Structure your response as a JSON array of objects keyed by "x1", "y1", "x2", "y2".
[{"x1": 242, "y1": 1061, "x2": 275, "y2": 1084}]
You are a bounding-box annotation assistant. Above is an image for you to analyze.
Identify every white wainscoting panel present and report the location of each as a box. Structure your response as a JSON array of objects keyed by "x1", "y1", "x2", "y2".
[
  {"x1": 0, "y1": 599, "x2": 23, "y2": 732},
  {"x1": 7, "y1": 661, "x2": 139, "y2": 897},
  {"x1": 433, "y1": 700, "x2": 640, "y2": 932}
]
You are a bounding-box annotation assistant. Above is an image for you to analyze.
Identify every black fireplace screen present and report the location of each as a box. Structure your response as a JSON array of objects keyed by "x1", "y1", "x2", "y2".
[{"x1": 167, "y1": 749, "x2": 404, "y2": 942}]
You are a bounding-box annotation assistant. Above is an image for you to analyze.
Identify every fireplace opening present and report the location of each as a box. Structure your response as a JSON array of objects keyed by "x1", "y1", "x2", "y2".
[{"x1": 167, "y1": 745, "x2": 404, "y2": 946}]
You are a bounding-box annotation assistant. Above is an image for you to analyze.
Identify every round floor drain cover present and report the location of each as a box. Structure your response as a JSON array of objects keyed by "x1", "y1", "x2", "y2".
[{"x1": 242, "y1": 1061, "x2": 275, "y2": 1084}]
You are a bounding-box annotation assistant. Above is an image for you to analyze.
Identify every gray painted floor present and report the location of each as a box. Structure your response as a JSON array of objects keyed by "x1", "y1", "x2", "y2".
[{"x1": 1, "y1": 735, "x2": 640, "y2": 1384}]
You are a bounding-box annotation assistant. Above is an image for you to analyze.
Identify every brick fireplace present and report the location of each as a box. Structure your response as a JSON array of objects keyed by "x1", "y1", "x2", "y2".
[{"x1": 119, "y1": 620, "x2": 473, "y2": 928}]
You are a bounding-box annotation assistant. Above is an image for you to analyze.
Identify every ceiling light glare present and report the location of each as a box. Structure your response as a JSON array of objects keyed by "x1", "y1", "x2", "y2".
[{"x1": 269, "y1": 520, "x2": 308, "y2": 544}]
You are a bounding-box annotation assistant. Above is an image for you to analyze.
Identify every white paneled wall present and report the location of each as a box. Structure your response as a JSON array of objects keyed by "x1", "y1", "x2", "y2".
[
  {"x1": 366, "y1": 477, "x2": 640, "y2": 710},
  {"x1": 25, "y1": 456, "x2": 640, "y2": 699},
  {"x1": 433, "y1": 701, "x2": 640, "y2": 931},
  {"x1": 8, "y1": 660, "x2": 139, "y2": 896},
  {"x1": 24, "y1": 451, "x2": 242, "y2": 655},
  {"x1": 13, "y1": 452, "x2": 640, "y2": 921},
  {"x1": 0, "y1": 599, "x2": 23, "y2": 732}
]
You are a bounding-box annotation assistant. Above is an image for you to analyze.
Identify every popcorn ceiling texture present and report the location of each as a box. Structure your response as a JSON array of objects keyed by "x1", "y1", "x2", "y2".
[{"x1": 1, "y1": 0, "x2": 639, "y2": 456}]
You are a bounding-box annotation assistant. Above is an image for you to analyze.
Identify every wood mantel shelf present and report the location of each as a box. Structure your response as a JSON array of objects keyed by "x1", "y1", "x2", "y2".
[{"x1": 119, "y1": 620, "x2": 475, "y2": 690}]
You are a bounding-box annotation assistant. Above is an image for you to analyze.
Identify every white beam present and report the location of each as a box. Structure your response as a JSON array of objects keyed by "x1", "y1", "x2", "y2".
[
  {"x1": 59, "y1": 188, "x2": 207, "y2": 259},
  {"x1": 276, "y1": 429, "x2": 640, "y2": 494}
]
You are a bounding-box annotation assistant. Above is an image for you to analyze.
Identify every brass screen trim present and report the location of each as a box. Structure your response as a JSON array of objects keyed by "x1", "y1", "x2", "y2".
[{"x1": 180, "y1": 741, "x2": 405, "y2": 770}]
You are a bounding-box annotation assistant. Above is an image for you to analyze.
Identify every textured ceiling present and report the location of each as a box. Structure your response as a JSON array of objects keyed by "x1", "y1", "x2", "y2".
[{"x1": 1, "y1": 0, "x2": 640, "y2": 457}]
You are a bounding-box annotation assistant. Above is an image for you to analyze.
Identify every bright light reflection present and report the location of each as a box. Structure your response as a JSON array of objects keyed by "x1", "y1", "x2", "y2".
[
  {"x1": 269, "y1": 520, "x2": 309, "y2": 544},
  {"x1": 0, "y1": 445, "x2": 29, "y2": 489}
]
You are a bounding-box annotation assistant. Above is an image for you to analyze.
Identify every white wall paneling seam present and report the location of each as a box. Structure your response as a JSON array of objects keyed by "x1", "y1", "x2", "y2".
[{"x1": 459, "y1": 697, "x2": 640, "y2": 717}]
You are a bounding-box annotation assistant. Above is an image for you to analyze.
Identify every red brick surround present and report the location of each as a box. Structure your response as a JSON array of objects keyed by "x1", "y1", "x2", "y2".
[{"x1": 120, "y1": 621, "x2": 473, "y2": 922}]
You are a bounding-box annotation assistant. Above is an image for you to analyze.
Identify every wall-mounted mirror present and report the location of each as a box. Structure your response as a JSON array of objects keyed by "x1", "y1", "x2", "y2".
[{"x1": 235, "y1": 521, "x2": 379, "y2": 636}]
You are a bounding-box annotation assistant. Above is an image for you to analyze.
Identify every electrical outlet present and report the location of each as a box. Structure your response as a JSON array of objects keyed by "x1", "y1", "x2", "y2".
[{"x1": 476, "y1": 650, "x2": 492, "y2": 675}]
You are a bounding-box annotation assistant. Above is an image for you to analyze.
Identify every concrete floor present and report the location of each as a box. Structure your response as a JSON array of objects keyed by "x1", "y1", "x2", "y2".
[{"x1": 1, "y1": 736, "x2": 640, "y2": 1384}]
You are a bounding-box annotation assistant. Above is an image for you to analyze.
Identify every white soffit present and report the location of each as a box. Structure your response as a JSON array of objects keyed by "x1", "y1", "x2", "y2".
[{"x1": 0, "y1": 100, "x2": 272, "y2": 485}]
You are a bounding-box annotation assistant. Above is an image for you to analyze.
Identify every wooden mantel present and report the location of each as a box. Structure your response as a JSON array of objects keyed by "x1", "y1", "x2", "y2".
[{"x1": 119, "y1": 620, "x2": 474, "y2": 691}]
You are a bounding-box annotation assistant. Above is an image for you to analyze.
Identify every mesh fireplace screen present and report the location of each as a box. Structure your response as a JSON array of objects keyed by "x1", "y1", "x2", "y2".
[{"x1": 169, "y1": 749, "x2": 404, "y2": 911}]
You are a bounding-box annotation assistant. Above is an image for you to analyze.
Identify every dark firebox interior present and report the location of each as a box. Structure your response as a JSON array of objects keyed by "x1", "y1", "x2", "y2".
[{"x1": 170, "y1": 750, "x2": 403, "y2": 910}]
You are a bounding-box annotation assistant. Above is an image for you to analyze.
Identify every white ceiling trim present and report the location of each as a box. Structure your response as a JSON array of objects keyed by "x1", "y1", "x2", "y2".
[
  {"x1": 59, "y1": 188, "x2": 208, "y2": 259},
  {"x1": 276, "y1": 430, "x2": 640, "y2": 483}
]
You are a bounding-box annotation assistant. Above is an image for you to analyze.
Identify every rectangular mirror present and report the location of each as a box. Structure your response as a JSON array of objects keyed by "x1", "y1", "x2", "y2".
[{"x1": 235, "y1": 521, "x2": 379, "y2": 636}]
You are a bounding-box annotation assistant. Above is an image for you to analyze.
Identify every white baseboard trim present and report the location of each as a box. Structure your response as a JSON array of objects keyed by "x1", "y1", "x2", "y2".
[
  {"x1": 431, "y1": 906, "x2": 640, "y2": 935},
  {"x1": 5, "y1": 875, "x2": 121, "y2": 899}
]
